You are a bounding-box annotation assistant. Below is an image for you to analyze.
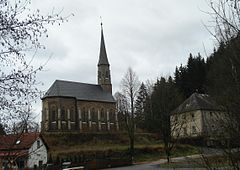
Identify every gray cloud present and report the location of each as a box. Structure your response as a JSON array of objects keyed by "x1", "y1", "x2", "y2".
[{"x1": 27, "y1": 0, "x2": 216, "y2": 120}]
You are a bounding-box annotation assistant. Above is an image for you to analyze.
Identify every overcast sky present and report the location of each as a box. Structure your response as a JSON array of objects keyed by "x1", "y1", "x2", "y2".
[{"x1": 28, "y1": 0, "x2": 216, "y2": 121}]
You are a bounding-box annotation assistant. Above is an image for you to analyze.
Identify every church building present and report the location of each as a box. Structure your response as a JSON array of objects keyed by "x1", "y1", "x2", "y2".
[{"x1": 41, "y1": 24, "x2": 119, "y2": 132}]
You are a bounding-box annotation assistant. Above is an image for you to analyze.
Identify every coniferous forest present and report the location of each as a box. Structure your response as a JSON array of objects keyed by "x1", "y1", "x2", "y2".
[{"x1": 135, "y1": 35, "x2": 240, "y2": 133}]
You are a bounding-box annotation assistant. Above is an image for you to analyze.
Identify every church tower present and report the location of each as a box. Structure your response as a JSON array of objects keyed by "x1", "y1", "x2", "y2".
[{"x1": 98, "y1": 23, "x2": 112, "y2": 94}]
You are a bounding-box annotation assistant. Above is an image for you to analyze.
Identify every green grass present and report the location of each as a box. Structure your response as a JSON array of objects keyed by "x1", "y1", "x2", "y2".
[
  {"x1": 171, "y1": 144, "x2": 199, "y2": 157},
  {"x1": 134, "y1": 144, "x2": 199, "y2": 163},
  {"x1": 135, "y1": 152, "x2": 163, "y2": 163}
]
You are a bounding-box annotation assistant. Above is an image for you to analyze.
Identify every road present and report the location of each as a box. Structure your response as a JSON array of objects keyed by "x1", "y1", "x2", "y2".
[
  {"x1": 102, "y1": 157, "x2": 206, "y2": 170},
  {"x1": 103, "y1": 148, "x2": 232, "y2": 170}
]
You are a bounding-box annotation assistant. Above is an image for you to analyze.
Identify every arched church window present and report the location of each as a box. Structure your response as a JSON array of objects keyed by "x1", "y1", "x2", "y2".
[
  {"x1": 51, "y1": 105, "x2": 56, "y2": 121},
  {"x1": 82, "y1": 107, "x2": 88, "y2": 122},
  {"x1": 109, "y1": 109, "x2": 115, "y2": 123},
  {"x1": 91, "y1": 108, "x2": 97, "y2": 122},
  {"x1": 100, "y1": 108, "x2": 106, "y2": 122},
  {"x1": 70, "y1": 107, "x2": 75, "y2": 121},
  {"x1": 106, "y1": 71, "x2": 109, "y2": 79},
  {"x1": 61, "y1": 107, "x2": 66, "y2": 120}
]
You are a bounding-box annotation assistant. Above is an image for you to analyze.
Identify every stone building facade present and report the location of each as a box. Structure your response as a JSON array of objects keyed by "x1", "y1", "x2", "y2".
[
  {"x1": 170, "y1": 93, "x2": 223, "y2": 139},
  {"x1": 41, "y1": 24, "x2": 118, "y2": 132}
]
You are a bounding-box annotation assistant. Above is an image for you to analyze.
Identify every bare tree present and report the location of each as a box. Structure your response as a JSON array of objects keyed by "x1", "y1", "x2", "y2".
[
  {"x1": 120, "y1": 67, "x2": 140, "y2": 163},
  {"x1": 201, "y1": 1, "x2": 240, "y2": 169},
  {"x1": 0, "y1": 0, "x2": 71, "y2": 131},
  {"x1": 114, "y1": 92, "x2": 128, "y2": 131},
  {"x1": 206, "y1": 0, "x2": 240, "y2": 43},
  {"x1": 12, "y1": 106, "x2": 39, "y2": 134},
  {"x1": 0, "y1": 1, "x2": 71, "y2": 169}
]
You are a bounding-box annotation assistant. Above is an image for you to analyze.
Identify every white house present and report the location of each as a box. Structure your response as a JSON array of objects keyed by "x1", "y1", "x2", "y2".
[{"x1": 0, "y1": 132, "x2": 48, "y2": 169}]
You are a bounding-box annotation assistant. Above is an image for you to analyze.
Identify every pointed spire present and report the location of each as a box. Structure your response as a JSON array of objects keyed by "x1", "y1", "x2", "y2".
[{"x1": 98, "y1": 22, "x2": 109, "y2": 66}]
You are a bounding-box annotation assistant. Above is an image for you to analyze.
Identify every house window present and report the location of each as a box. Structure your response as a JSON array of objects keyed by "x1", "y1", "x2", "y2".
[
  {"x1": 210, "y1": 112, "x2": 213, "y2": 117},
  {"x1": 37, "y1": 140, "x2": 40, "y2": 149},
  {"x1": 211, "y1": 124, "x2": 215, "y2": 130},
  {"x1": 191, "y1": 113, "x2": 195, "y2": 120},
  {"x1": 91, "y1": 108, "x2": 97, "y2": 122},
  {"x1": 182, "y1": 114, "x2": 186, "y2": 120},
  {"x1": 192, "y1": 126, "x2": 197, "y2": 134},
  {"x1": 175, "y1": 116, "x2": 178, "y2": 122},
  {"x1": 39, "y1": 161, "x2": 43, "y2": 168},
  {"x1": 82, "y1": 108, "x2": 88, "y2": 122}
]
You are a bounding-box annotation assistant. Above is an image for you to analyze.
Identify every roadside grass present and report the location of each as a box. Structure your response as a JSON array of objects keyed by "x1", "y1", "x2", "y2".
[
  {"x1": 135, "y1": 152, "x2": 163, "y2": 163},
  {"x1": 50, "y1": 143, "x2": 199, "y2": 163},
  {"x1": 134, "y1": 144, "x2": 199, "y2": 163}
]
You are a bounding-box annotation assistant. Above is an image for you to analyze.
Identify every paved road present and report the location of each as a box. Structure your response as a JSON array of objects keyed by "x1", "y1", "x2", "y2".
[
  {"x1": 102, "y1": 155, "x2": 207, "y2": 170},
  {"x1": 103, "y1": 162, "x2": 206, "y2": 170},
  {"x1": 103, "y1": 148, "x2": 235, "y2": 170},
  {"x1": 102, "y1": 156, "x2": 206, "y2": 170}
]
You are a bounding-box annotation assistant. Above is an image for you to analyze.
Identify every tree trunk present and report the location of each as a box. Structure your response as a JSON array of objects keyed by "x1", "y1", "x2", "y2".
[
  {"x1": 130, "y1": 135, "x2": 134, "y2": 163},
  {"x1": 166, "y1": 148, "x2": 171, "y2": 164}
]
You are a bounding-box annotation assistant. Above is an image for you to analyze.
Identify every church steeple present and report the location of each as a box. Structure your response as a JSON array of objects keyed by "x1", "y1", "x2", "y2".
[
  {"x1": 98, "y1": 22, "x2": 112, "y2": 94},
  {"x1": 98, "y1": 23, "x2": 109, "y2": 66}
]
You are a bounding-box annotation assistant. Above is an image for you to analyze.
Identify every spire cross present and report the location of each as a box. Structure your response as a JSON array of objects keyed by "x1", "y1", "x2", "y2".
[{"x1": 100, "y1": 16, "x2": 102, "y2": 27}]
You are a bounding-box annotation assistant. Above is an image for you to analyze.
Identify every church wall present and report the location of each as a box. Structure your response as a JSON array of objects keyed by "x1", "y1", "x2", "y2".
[
  {"x1": 42, "y1": 97, "x2": 77, "y2": 132},
  {"x1": 77, "y1": 100, "x2": 117, "y2": 132},
  {"x1": 42, "y1": 97, "x2": 118, "y2": 133}
]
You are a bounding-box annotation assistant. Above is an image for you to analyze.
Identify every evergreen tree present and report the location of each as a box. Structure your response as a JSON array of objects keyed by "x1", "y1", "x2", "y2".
[
  {"x1": 174, "y1": 53, "x2": 207, "y2": 98},
  {"x1": 207, "y1": 37, "x2": 240, "y2": 132},
  {"x1": 145, "y1": 76, "x2": 183, "y2": 132},
  {"x1": 135, "y1": 82, "x2": 148, "y2": 129},
  {"x1": 150, "y1": 76, "x2": 183, "y2": 162}
]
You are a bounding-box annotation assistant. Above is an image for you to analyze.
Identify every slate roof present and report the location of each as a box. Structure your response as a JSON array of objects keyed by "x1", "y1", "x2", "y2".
[
  {"x1": 98, "y1": 25, "x2": 109, "y2": 66},
  {"x1": 171, "y1": 93, "x2": 220, "y2": 114},
  {"x1": 42, "y1": 80, "x2": 115, "y2": 103}
]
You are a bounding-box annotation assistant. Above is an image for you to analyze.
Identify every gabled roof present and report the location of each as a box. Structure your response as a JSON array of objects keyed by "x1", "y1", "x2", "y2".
[
  {"x1": 42, "y1": 80, "x2": 115, "y2": 103},
  {"x1": 172, "y1": 93, "x2": 220, "y2": 114},
  {"x1": 98, "y1": 24, "x2": 109, "y2": 66},
  {"x1": 0, "y1": 133, "x2": 40, "y2": 151}
]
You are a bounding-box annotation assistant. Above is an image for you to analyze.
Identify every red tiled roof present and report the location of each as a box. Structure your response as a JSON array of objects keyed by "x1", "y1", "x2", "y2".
[{"x1": 0, "y1": 132, "x2": 40, "y2": 151}]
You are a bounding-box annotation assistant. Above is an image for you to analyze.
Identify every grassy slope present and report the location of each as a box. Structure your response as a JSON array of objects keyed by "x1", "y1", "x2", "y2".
[{"x1": 42, "y1": 132, "x2": 198, "y2": 162}]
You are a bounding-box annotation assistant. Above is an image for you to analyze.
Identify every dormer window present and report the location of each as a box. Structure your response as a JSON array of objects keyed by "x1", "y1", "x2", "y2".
[{"x1": 16, "y1": 140, "x2": 20, "y2": 145}]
